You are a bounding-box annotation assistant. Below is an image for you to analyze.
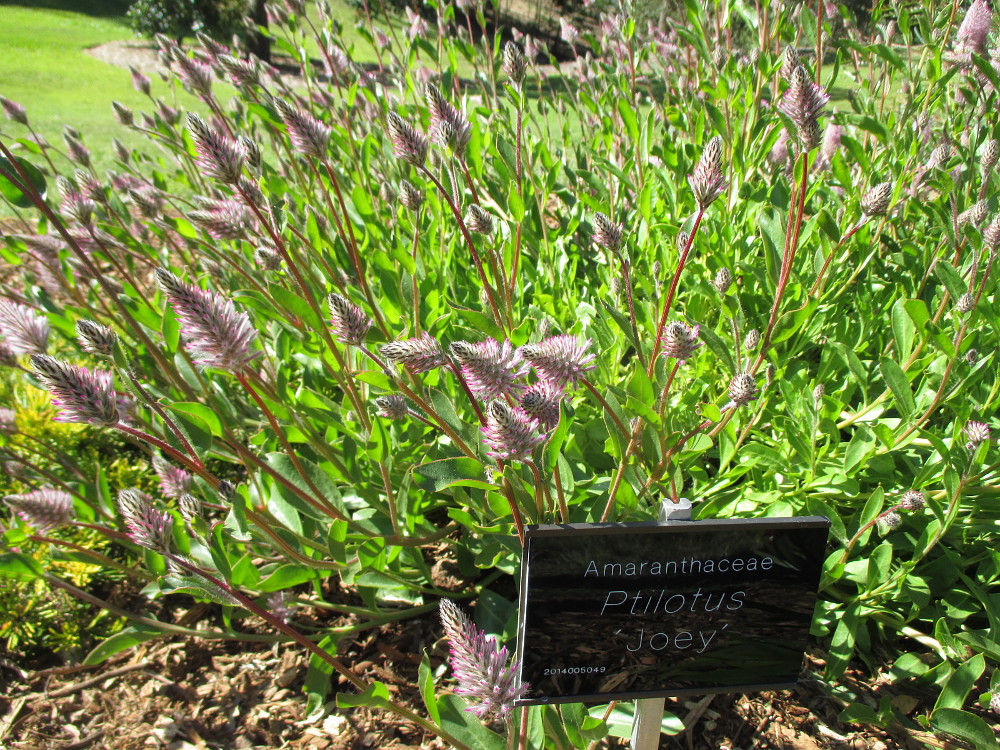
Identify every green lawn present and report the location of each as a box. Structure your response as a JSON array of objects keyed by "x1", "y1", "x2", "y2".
[{"x1": 0, "y1": 3, "x2": 161, "y2": 177}]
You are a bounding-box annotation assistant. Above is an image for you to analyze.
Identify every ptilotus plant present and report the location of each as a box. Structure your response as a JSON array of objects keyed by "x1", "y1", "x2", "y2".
[{"x1": 1, "y1": 0, "x2": 999, "y2": 747}]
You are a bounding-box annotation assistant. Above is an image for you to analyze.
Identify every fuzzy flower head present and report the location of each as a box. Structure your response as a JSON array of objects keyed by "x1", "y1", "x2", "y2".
[
  {"x1": 860, "y1": 181, "x2": 893, "y2": 218},
  {"x1": 482, "y1": 401, "x2": 545, "y2": 461},
  {"x1": 186, "y1": 113, "x2": 245, "y2": 184},
  {"x1": 502, "y1": 41, "x2": 527, "y2": 85},
  {"x1": 276, "y1": 98, "x2": 332, "y2": 158},
  {"x1": 178, "y1": 493, "x2": 201, "y2": 523},
  {"x1": 328, "y1": 294, "x2": 372, "y2": 346},
  {"x1": 31, "y1": 354, "x2": 119, "y2": 426},
  {"x1": 118, "y1": 488, "x2": 173, "y2": 553},
  {"x1": 76, "y1": 319, "x2": 117, "y2": 356},
  {"x1": 0, "y1": 96, "x2": 28, "y2": 125},
  {"x1": 0, "y1": 407, "x2": 16, "y2": 434},
  {"x1": 778, "y1": 61, "x2": 830, "y2": 151},
  {"x1": 964, "y1": 420, "x2": 990, "y2": 448},
  {"x1": 521, "y1": 335, "x2": 596, "y2": 389},
  {"x1": 156, "y1": 269, "x2": 260, "y2": 372},
  {"x1": 189, "y1": 199, "x2": 252, "y2": 241},
  {"x1": 380, "y1": 332, "x2": 447, "y2": 374},
  {"x1": 399, "y1": 180, "x2": 424, "y2": 212},
  {"x1": 660, "y1": 322, "x2": 702, "y2": 363},
  {"x1": 713, "y1": 267, "x2": 733, "y2": 294},
  {"x1": 465, "y1": 205, "x2": 494, "y2": 234},
  {"x1": 425, "y1": 84, "x2": 472, "y2": 158},
  {"x1": 153, "y1": 455, "x2": 194, "y2": 499},
  {"x1": 129, "y1": 66, "x2": 151, "y2": 95},
  {"x1": 0, "y1": 301, "x2": 50, "y2": 356},
  {"x1": 375, "y1": 394, "x2": 410, "y2": 420},
  {"x1": 957, "y1": 0, "x2": 992, "y2": 55},
  {"x1": 688, "y1": 135, "x2": 728, "y2": 210},
  {"x1": 728, "y1": 372, "x2": 760, "y2": 407},
  {"x1": 899, "y1": 490, "x2": 925, "y2": 511},
  {"x1": 519, "y1": 381, "x2": 563, "y2": 432},
  {"x1": 5, "y1": 488, "x2": 74, "y2": 532},
  {"x1": 592, "y1": 213, "x2": 624, "y2": 254},
  {"x1": 440, "y1": 598, "x2": 527, "y2": 720},
  {"x1": 879, "y1": 510, "x2": 902, "y2": 530},
  {"x1": 386, "y1": 112, "x2": 428, "y2": 166},
  {"x1": 450, "y1": 339, "x2": 529, "y2": 400}
]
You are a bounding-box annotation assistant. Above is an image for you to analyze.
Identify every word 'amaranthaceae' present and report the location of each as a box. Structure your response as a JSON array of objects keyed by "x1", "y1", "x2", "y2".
[{"x1": 440, "y1": 599, "x2": 527, "y2": 720}]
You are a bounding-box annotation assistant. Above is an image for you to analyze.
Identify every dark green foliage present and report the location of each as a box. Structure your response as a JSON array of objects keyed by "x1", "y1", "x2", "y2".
[{"x1": 126, "y1": 0, "x2": 246, "y2": 41}]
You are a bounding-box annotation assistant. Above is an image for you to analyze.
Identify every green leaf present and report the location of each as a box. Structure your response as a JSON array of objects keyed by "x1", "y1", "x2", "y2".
[
  {"x1": 307, "y1": 635, "x2": 338, "y2": 705},
  {"x1": 257, "y1": 563, "x2": 319, "y2": 592},
  {"x1": 879, "y1": 358, "x2": 914, "y2": 416},
  {"x1": 825, "y1": 602, "x2": 859, "y2": 679},
  {"x1": 0, "y1": 154, "x2": 46, "y2": 208},
  {"x1": 164, "y1": 403, "x2": 214, "y2": 454},
  {"x1": 437, "y1": 694, "x2": 506, "y2": 750},
  {"x1": 337, "y1": 680, "x2": 392, "y2": 708},
  {"x1": 507, "y1": 182, "x2": 524, "y2": 221},
  {"x1": 698, "y1": 324, "x2": 735, "y2": 374},
  {"x1": 542, "y1": 407, "x2": 572, "y2": 473},
  {"x1": 265, "y1": 453, "x2": 346, "y2": 520},
  {"x1": 84, "y1": 625, "x2": 163, "y2": 665},
  {"x1": 160, "y1": 574, "x2": 239, "y2": 606},
  {"x1": 839, "y1": 702, "x2": 886, "y2": 728},
  {"x1": 933, "y1": 261, "x2": 968, "y2": 302},
  {"x1": 412, "y1": 457, "x2": 493, "y2": 492},
  {"x1": 844, "y1": 425, "x2": 876, "y2": 473},
  {"x1": 931, "y1": 708, "x2": 999, "y2": 750},
  {"x1": 891, "y1": 299, "x2": 915, "y2": 361},
  {"x1": 0, "y1": 552, "x2": 44, "y2": 580},
  {"x1": 168, "y1": 401, "x2": 224, "y2": 438},
  {"x1": 935, "y1": 654, "x2": 985, "y2": 711},
  {"x1": 418, "y1": 652, "x2": 441, "y2": 725},
  {"x1": 617, "y1": 99, "x2": 639, "y2": 143}
]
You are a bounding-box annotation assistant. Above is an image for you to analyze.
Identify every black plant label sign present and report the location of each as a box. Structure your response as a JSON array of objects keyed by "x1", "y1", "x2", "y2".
[{"x1": 514, "y1": 516, "x2": 830, "y2": 705}]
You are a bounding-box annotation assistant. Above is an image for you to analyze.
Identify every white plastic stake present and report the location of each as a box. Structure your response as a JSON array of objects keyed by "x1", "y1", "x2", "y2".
[{"x1": 630, "y1": 498, "x2": 692, "y2": 749}]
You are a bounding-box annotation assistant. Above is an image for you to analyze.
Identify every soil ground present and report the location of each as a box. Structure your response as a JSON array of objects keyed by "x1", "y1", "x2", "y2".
[{"x1": 0, "y1": 604, "x2": 949, "y2": 749}]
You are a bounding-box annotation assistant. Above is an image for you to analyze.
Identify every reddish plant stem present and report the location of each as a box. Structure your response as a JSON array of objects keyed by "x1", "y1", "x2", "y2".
[
  {"x1": 418, "y1": 165, "x2": 506, "y2": 332},
  {"x1": 753, "y1": 151, "x2": 810, "y2": 375},
  {"x1": 235, "y1": 373, "x2": 344, "y2": 521},
  {"x1": 649, "y1": 208, "x2": 706, "y2": 370},
  {"x1": 115, "y1": 423, "x2": 219, "y2": 489}
]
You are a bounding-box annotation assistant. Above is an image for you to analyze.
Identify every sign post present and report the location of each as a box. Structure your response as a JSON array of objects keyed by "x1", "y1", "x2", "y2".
[
  {"x1": 631, "y1": 499, "x2": 693, "y2": 749},
  {"x1": 514, "y1": 509, "x2": 830, "y2": 747}
]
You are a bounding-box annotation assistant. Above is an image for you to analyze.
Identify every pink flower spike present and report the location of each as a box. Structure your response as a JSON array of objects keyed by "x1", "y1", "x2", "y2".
[
  {"x1": 156, "y1": 268, "x2": 260, "y2": 373},
  {"x1": 521, "y1": 335, "x2": 596, "y2": 389},
  {"x1": 481, "y1": 401, "x2": 545, "y2": 462},
  {"x1": 30, "y1": 354, "x2": 119, "y2": 426},
  {"x1": 449, "y1": 339, "x2": 529, "y2": 400},
  {"x1": 440, "y1": 599, "x2": 527, "y2": 719}
]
